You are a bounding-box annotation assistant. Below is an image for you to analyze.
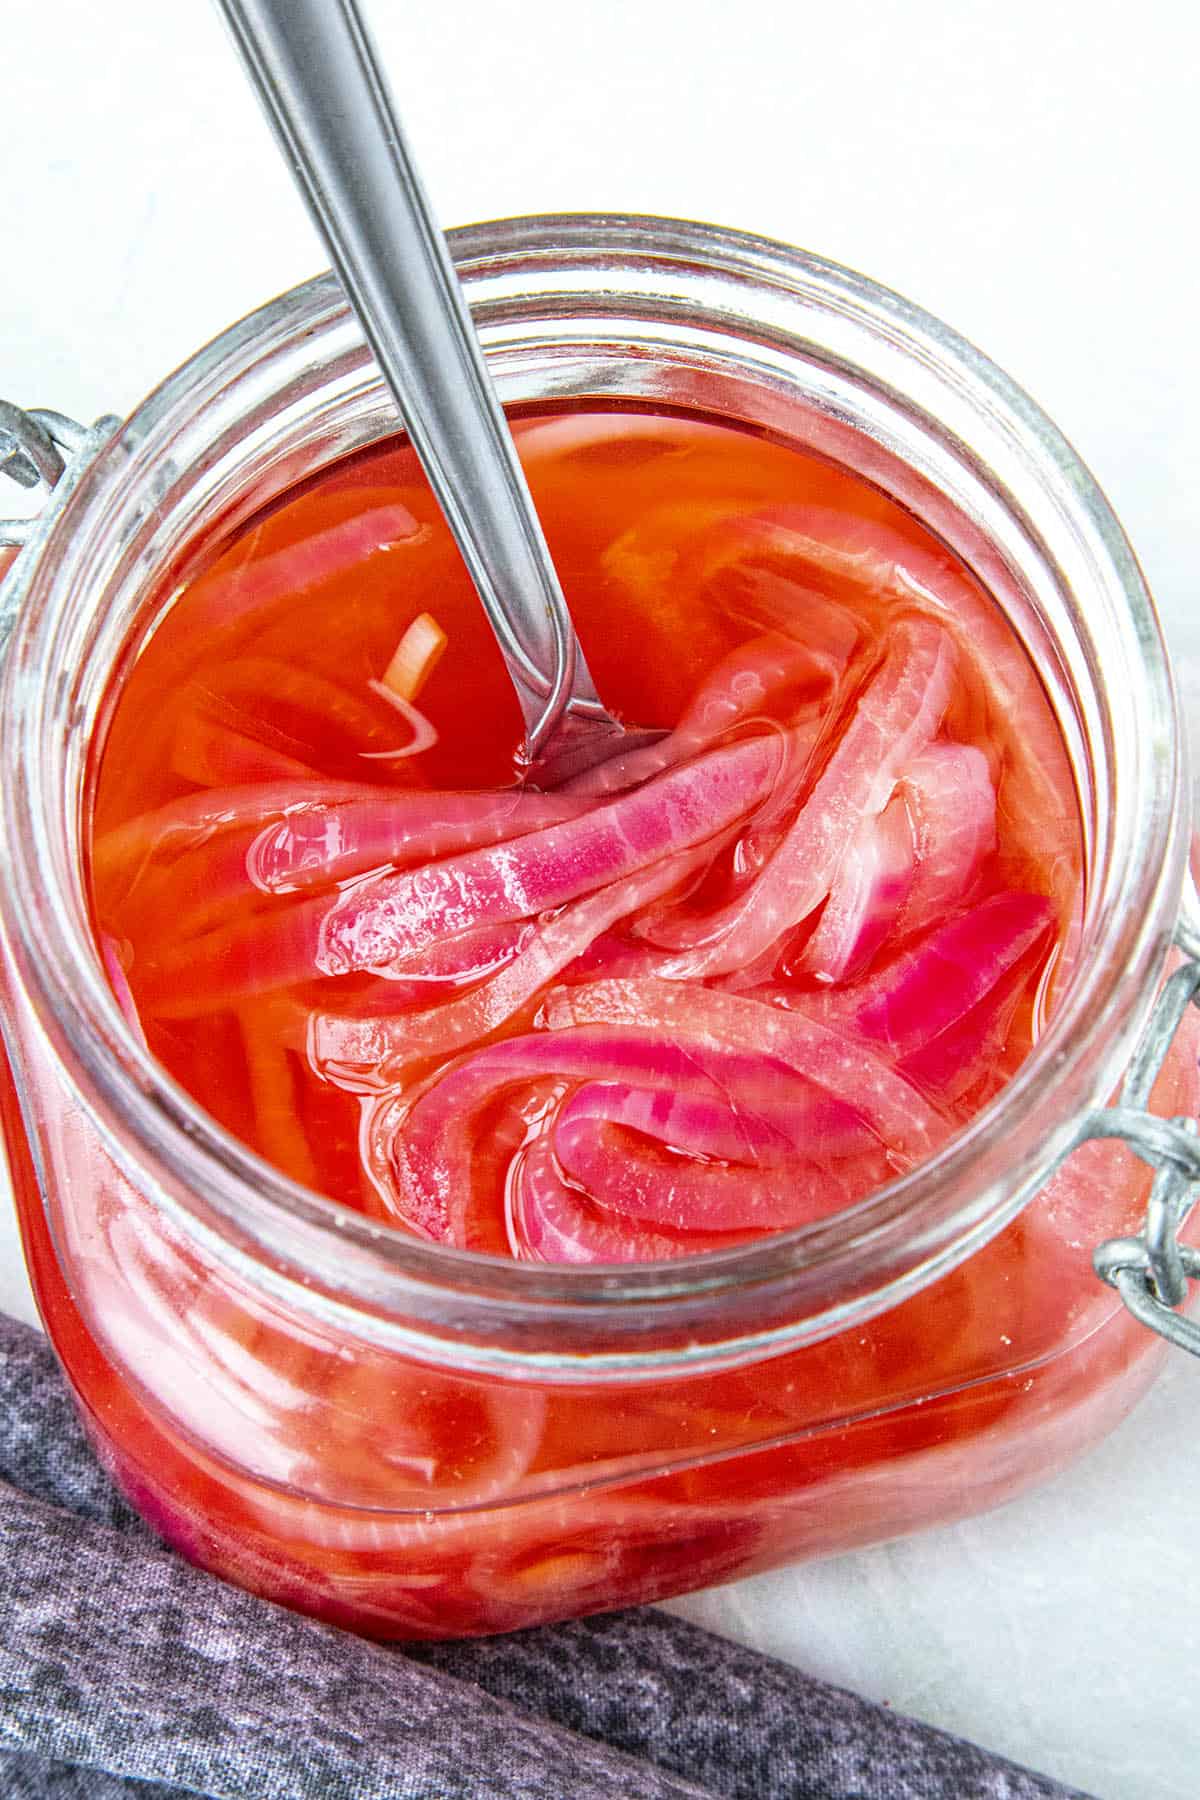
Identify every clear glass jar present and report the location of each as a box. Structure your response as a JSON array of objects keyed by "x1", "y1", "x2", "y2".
[{"x1": 1, "y1": 215, "x2": 1196, "y2": 1639}]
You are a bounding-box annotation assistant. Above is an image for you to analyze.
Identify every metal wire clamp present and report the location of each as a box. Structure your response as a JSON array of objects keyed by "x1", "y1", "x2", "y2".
[
  {"x1": 1, "y1": 401, "x2": 121, "y2": 654},
  {"x1": 1086, "y1": 908, "x2": 1200, "y2": 1356}
]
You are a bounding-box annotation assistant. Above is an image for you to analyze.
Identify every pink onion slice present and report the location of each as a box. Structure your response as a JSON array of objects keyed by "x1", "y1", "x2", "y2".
[
  {"x1": 139, "y1": 762, "x2": 657, "y2": 1015},
  {"x1": 183, "y1": 503, "x2": 426, "y2": 637},
  {"x1": 249, "y1": 789, "x2": 590, "y2": 895},
  {"x1": 897, "y1": 968, "x2": 1028, "y2": 1101},
  {"x1": 701, "y1": 503, "x2": 1077, "y2": 914},
  {"x1": 797, "y1": 792, "x2": 916, "y2": 984},
  {"x1": 509, "y1": 1137, "x2": 762, "y2": 1263},
  {"x1": 720, "y1": 569, "x2": 863, "y2": 677},
  {"x1": 95, "y1": 474, "x2": 1077, "y2": 1271},
  {"x1": 127, "y1": 792, "x2": 591, "y2": 947},
  {"x1": 643, "y1": 615, "x2": 955, "y2": 976},
  {"x1": 308, "y1": 847, "x2": 710, "y2": 1083},
  {"x1": 674, "y1": 506, "x2": 864, "y2": 649},
  {"x1": 555, "y1": 1073, "x2": 870, "y2": 1171},
  {"x1": 364, "y1": 1025, "x2": 867, "y2": 1244},
  {"x1": 373, "y1": 919, "x2": 532, "y2": 987},
  {"x1": 91, "y1": 778, "x2": 385, "y2": 889},
  {"x1": 509, "y1": 1138, "x2": 735, "y2": 1263},
  {"x1": 564, "y1": 633, "x2": 826, "y2": 798},
  {"x1": 554, "y1": 929, "x2": 676, "y2": 985},
  {"x1": 897, "y1": 742, "x2": 996, "y2": 926},
  {"x1": 357, "y1": 689, "x2": 439, "y2": 762},
  {"x1": 540, "y1": 979, "x2": 946, "y2": 1162},
  {"x1": 317, "y1": 732, "x2": 782, "y2": 978},
  {"x1": 847, "y1": 890, "x2": 1054, "y2": 1058},
  {"x1": 552, "y1": 1085, "x2": 864, "y2": 1232},
  {"x1": 629, "y1": 718, "x2": 817, "y2": 953},
  {"x1": 274, "y1": 925, "x2": 536, "y2": 1058},
  {"x1": 391, "y1": 1026, "x2": 821, "y2": 1133},
  {"x1": 239, "y1": 1006, "x2": 318, "y2": 1190}
]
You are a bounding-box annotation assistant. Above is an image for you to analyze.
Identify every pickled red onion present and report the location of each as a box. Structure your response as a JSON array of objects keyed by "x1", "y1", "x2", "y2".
[
  {"x1": 363, "y1": 1025, "x2": 881, "y2": 1248},
  {"x1": 541, "y1": 980, "x2": 945, "y2": 1162},
  {"x1": 798, "y1": 793, "x2": 915, "y2": 984},
  {"x1": 847, "y1": 892, "x2": 1054, "y2": 1058},
  {"x1": 897, "y1": 743, "x2": 996, "y2": 924},
  {"x1": 310, "y1": 848, "x2": 711, "y2": 1083},
  {"x1": 641, "y1": 615, "x2": 955, "y2": 975},
  {"x1": 102, "y1": 523, "x2": 1067, "y2": 1268},
  {"x1": 317, "y1": 732, "x2": 783, "y2": 978}
]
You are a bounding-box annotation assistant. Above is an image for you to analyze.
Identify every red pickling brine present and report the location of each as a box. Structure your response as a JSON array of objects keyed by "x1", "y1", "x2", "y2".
[
  {"x1": 90, "y1": 410, "x2": 1077, "y2": 1262},
  {"x1": 7, "y1": 399, "x2": 1184, "y2": 1640}
]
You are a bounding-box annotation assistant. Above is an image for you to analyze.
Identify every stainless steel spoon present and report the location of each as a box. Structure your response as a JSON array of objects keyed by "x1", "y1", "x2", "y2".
[{"x1": 215, "y1": 0, "x2": 659, "y2": 781}]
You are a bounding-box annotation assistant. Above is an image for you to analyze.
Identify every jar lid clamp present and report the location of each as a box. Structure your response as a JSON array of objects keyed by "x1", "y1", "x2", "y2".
[
  {"x1": 1088, "y1": 932, "x2": 1200, "y2": 1356},
  {"x1": 1, "y1": 402, "x2": 120, "y2": 658}
]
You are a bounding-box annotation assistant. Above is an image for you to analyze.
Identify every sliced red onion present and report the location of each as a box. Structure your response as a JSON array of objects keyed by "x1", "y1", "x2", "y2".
[
  {"x1": 701, "y1": 503, "x2": 1077, "y2": 923},
  {"x1": 509, "y1": 1138, "x2": 730, "y2": 1263},
  {"x1": 672, "y1": 506, "x2": 864, "y2": 654},
  {"x1": 563, "y1": 633, "x2": 825, "y2": 798},
  {"x1": 541, "y1": 980, "x2": 945, "y2": 1161},
  {"x1": 139, "y1": 778, "x2": 618, "y2": 1015},
  {"x1": 123, "y1": 791, "x2": 589, "y2": 949},
  {"x1": 898, "y1": 742, "x2": 996, "y2": 925},
  {"x1": 377, "y1": 919, "x2": 532, "y2": 986},
  {"x1": 309, "y1": 848, "x2": 710, "y2": 1083},
  {"x1": 643, "y1": 616, "x2": 955, "y2": 976},
  {"x1": 554, "y1": 929, "x2": 674, "y2": 985},
  {"x1": 552, "y1": 1085, "x2": 862, "y2": 1233},
  {"x1": 798, "y1": 793, "x2": 916, "y2": 984},
  {"x1": 847, "y1": 890, "x2": 1054, "y2": 1058},
  {"x1": 249, "y1": 789, "x2": 590, "y2": 895},
  {"x1": 630, "y1": 718, "x2": 817, "y2": 952},
  {"x1": 555, "y1": 1073, "x2": 870, "y2": 1171},
  {"x1": 897, "y1": 969, "x2": 1027, "y2": 1102},
  {"x1": 360, "y1": 684, "x2": 439, "y2": 761},
  {"x1": 97, "y1": 490, "x2": 1074, "y2": 1271},
  {"x1": 317, "y1": 732, "x2": 782, "y2": 978},
  {"x1": 365, "y1": 1026, "x2": 864, "y2": 1244},
  {"x1": 185, "y1": 503, "x2": 426, "y2": 634}
]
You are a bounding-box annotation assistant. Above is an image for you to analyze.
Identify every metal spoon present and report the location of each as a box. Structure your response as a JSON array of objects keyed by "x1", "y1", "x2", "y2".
[{"x1": 215, "y1": 0, "x2": 659, "y2": 781}]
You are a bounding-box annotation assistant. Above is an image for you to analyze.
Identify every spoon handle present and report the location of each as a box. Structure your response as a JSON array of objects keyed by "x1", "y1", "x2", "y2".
[{"x1": 214, "y1": 0, "x2": 602, "y2": 750}]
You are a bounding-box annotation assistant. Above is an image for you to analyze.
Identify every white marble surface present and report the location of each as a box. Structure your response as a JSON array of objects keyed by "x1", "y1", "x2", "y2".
[{"x1": 4, "y1": 3, "x2": 1199, "y2": 1794}]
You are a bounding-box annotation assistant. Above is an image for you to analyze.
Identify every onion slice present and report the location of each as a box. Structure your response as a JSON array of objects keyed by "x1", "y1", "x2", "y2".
[
  {"x1": 643, "y1": 615, "x2": 955, "y2": 975},
  {"x1": 317, "y1": 732, "x2": 782, "y2": 978},
  {"x1": 382, "y1": 612, "x2": 448, "y2": 702}
]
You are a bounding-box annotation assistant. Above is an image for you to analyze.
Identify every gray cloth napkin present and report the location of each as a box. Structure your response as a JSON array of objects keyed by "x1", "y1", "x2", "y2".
[{"x1": 0, "y1": 1312, "x2": 1095, "y2": 1799}]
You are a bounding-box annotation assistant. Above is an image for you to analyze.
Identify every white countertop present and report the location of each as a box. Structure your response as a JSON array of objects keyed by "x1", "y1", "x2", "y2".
[{"x1": 4, "y1": 3, "x2": 1199, "y2": 1794}]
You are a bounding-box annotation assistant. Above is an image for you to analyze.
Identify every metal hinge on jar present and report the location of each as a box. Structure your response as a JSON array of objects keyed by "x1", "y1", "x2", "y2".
[
  {"x1": 1, "y1": 400, "x2": 121, "y2": 651},
  {"x1": 1087, "y1": 897, "x2": 1200, "y2": 1356}
]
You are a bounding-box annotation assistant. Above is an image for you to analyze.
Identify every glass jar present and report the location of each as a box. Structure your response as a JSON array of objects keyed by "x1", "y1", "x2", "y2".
[{"x1": 1, "y1": 215, "x2": 1198, "y2": 1640}]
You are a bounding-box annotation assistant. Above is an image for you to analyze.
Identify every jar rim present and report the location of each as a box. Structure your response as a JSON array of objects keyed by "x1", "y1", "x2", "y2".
[{"x1": 0, "y1": 212, "x2": 1187, "y2": 1369}]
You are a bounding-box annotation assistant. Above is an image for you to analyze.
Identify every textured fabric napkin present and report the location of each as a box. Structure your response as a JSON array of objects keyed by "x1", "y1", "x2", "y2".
[{"x1": 0, "y1": 1311, "x2": 1095, "y2": 1799}]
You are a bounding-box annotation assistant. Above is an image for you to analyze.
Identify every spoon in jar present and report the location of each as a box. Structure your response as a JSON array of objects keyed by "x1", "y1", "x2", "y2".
[{"x1": 214, "y1": 0, "x2": 663, "y2": 785}]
